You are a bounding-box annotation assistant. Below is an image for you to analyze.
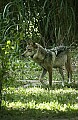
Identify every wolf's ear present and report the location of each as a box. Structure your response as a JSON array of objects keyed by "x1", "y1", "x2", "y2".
[
  {"x1": 33, "y1": 42, "x2": 38, "y2": 48},
  {"x1": 27, "y1": 40, "x2": 32, "y2": 45},
  {"x1": 27, "y1": 40, "x2": 38, "y2": 48},
  {"x1": 26, "y1": 40, "x2": 33, "y2": 46}
]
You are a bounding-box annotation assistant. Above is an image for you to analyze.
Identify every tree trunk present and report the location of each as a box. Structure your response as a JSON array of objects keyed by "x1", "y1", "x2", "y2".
[{"x1": 0, "y1": 78, "x2": 2, "y2": 110}]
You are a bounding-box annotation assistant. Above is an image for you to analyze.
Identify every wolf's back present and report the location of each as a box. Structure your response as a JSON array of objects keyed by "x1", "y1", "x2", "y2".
[{"x1": 50, "y1": 46, "x2": 70, "y2": 56}]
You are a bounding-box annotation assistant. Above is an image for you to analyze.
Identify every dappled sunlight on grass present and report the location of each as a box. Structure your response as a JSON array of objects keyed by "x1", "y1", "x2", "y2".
[
  {"x1": 2, "y1": 87, "x2": 78, "y2": 114},
  {"x1": 1, "y1": 86, "x2": 78, "y2": 120}
]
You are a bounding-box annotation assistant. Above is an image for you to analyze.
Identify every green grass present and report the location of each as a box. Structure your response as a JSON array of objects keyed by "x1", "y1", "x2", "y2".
[{"x1": 1, "y1": 86, "x2": 78, "y2": 120}]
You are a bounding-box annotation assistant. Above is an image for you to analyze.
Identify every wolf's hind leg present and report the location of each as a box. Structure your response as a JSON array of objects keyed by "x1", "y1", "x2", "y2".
[
  {"x1": 39, "y1": 68, "x2": 47, "y2": 83},
  {"x1": 59, "y1": 67, "x2": 64, "y2": 86},
  {"x1": 65, "y1": 63, "x2": 72, "y2": 84}
]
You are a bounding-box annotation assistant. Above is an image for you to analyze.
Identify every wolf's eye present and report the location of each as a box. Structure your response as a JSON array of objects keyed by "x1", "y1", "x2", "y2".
[{"x1": 28, "y1": 49, "x2": 31, "y2": 52}]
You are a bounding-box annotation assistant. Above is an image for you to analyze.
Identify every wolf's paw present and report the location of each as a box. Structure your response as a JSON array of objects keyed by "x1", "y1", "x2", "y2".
[
  {"x1": 40, "y1": 80, "x2": 44, "y2": 84},
  {"x1": 40, "y1": 80, "x2": 47, "y2": 85},
  {"x1": 62, "y1": 82, "x2": 64, "y2": 87}
]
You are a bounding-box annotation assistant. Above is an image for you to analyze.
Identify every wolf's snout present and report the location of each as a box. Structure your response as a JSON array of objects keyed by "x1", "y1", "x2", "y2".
[{"x1": 22, "y1": 52, "x2": 25, "y2": 57}]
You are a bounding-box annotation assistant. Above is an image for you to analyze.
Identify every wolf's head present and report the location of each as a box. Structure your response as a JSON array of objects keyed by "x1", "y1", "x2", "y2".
[
  {"x1": 22, "y1": 41, "x2": 38, "y2": 57},
  {"x1": 22, "y1": 41, "x2": 47, "y2": 61}
]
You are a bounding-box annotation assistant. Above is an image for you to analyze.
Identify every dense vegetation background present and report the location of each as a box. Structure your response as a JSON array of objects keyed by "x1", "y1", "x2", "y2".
[{"x1": 0, "y1": 0, "x2": 78, "y2": 119}]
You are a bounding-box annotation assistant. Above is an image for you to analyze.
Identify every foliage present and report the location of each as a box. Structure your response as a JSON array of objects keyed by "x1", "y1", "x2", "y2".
[{"x1": 1, "y1": 0, "x2": 76, "y2": 47}]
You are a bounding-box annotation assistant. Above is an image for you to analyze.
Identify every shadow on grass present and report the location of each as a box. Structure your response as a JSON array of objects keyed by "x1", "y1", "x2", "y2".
[
  {"x1": 1, "y1": 83, "x2": 78, "y2": 120},
  {"x1": 0, "y1": 107, "x2": 78, "y2": 120}
]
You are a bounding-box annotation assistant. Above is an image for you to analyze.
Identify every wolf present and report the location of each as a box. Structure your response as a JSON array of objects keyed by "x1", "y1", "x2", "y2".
[{"x1": 22, "y1": 41, "x2": 72, "y2": 86}]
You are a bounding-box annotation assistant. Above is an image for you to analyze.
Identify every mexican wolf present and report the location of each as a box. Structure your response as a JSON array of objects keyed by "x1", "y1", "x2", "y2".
[{"x1": 22, "y1": 41, "x2": 72, "y2": 86}]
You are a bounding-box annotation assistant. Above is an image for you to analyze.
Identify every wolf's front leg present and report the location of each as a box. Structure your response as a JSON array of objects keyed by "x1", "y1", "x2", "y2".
[
  {"x1": 39, "y1": 68, "x2": 47, "y2": 83},
  {"x1": 48, "y1": 68, "x2": 52, "y2": 86},
  {"x1": 59, "y1": 67, "x2": 64, "y2": 86}
]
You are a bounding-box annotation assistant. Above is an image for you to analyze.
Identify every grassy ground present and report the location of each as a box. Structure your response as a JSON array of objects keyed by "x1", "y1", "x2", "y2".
[{"x1": 1, "y1": 84, "x2": 78, "y2": 120}]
